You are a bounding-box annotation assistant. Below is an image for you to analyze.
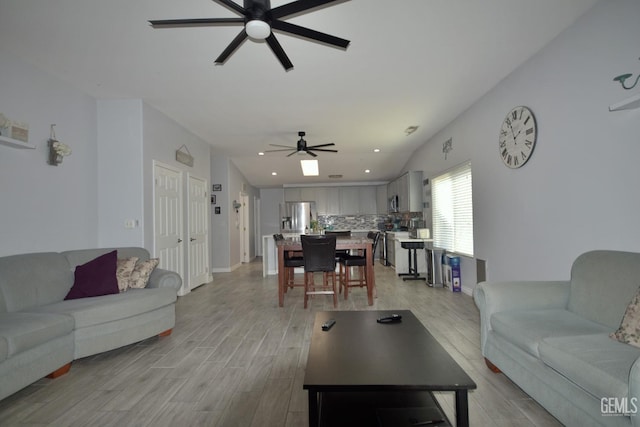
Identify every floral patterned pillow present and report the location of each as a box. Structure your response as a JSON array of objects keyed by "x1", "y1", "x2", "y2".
[
  {"x1": 116, "y1": 257, "x2": 138, "y2": 292},
  {"x1": 129, "y1": 258, "x2": 159, "y2": 289},
  {"x1": 610, "y1": 287, "x2": 640, "y2": 348}
]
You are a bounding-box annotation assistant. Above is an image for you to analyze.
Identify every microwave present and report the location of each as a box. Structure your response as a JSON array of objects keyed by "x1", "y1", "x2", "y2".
[{"x1": 389, "y1": 195, "x2": 399, "y2": 213}]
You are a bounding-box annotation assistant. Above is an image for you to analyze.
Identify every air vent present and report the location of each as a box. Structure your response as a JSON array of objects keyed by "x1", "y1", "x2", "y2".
[{"x1": 328, "y1": 174, "x2": 343, "y2": 179}]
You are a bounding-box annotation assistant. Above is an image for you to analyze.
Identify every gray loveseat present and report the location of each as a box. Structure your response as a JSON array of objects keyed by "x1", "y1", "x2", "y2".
[
  {"x1": 0, "y1": 247, "x2": 181, "y2": 401},
  {"x1": 474, "y1": 250, "x2": 640, "y2": 426}
]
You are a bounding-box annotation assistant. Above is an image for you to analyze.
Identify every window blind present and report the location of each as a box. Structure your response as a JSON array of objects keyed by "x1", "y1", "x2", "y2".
[{"x1": 432, "y1": 162, "x2": 474, "y2": 257}]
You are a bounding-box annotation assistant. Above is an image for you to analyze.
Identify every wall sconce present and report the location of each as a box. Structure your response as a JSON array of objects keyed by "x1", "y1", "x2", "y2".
[
  {"x1": 232, "y1": 200, "x2": 242, "y2": 213},
  {"x1": 48, "y1": 124, "x2": 71, "y2": 166},
  {"x1": 613, "y1": 58, "x2": 640, "y2": 90}
]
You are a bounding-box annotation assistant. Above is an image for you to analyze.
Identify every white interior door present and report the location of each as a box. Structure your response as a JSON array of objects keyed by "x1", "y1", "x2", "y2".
[
  {"x1": 188, "y1": 175, "x2": 210, "y2": 290},
  {"x1": 153, "y1": 163, "x2": 184, "y2": 292}
]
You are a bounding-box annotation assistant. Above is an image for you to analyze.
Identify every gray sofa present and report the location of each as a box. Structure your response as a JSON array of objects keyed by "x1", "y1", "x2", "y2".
[
  {"x1": 474, "y1": 250, "x2": 640, "y2": 427},
  {"x1": 0, "y1": 247, "x2": 181, "y2": 401}
]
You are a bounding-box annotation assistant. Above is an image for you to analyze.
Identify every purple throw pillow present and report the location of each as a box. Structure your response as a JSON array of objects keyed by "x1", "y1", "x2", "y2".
[{"x1": 64, "y1": 250, "x2": 119, "y2": 300}]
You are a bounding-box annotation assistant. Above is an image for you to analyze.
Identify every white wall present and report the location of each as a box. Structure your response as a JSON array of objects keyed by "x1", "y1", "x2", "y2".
[
  {"x1": 0, "y1": 51, "x2": 98, "y2": 256},
  {"x1": 405, "y1": 0, "x2": 640, "y2": 286}
]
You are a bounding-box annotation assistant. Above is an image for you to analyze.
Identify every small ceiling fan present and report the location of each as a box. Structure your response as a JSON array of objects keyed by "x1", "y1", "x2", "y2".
[
  {"x1": 149, "y1": 0, "x2": 351, "y2": 71},
  {"x1": 265, "y1": 131, "x2": 338, "y2": 157}
]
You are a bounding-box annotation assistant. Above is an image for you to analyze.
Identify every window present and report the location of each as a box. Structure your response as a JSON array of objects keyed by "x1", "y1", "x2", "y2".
[{"x1": 432, "y1": 162, "x2": 474, "y2": 257}]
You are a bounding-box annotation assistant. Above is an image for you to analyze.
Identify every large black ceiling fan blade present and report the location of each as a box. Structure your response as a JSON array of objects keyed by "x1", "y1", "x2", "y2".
[
  {"x1": 305, "y1": 150, "x2": 319, "y2": 157},
  {"x1": 307, "y1": 143, "x2": 336, "y2": 149},
  {"x1": 266, "y1": 34, "x2": 294, "y2": 70},
  {"x1": 215, "y1": 29, "x2": 249, "y2": 64},
  {"x1": 212, "y1": 0, "x2": 247, "y2": 16},
  {"x1": 270, "y1": 0, "x2": 342, "y2": 20},
  {"x1": 149, "y1": 17, "x2": 245, "y2": 28},
  {"x1": 268, "y1": 144, "x2": 297, "y2": 149},
  {"x1": 309, "y1": 148, "x2": 338, "y2": 153},
  {"x1": 286, "y1": 150, "x2": 300, "y2": 157},
  {"x1": 271, "y1": 20, "x2": 349, "y2": 49}
]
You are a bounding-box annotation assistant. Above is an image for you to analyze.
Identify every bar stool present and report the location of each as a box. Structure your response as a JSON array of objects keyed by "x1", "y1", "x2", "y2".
[
  {"x1": 399, "y1": 240, "x2": 426, "y2": 281},
  {"x1": 273, "y1": 234, "x2": 304, "y2": 291},
  {"x1": 339, "y1": 231, "x2": 380, "y2": 299},
  {"x1": 301, "y1": 234, "x2": 337, "y2": 308}
]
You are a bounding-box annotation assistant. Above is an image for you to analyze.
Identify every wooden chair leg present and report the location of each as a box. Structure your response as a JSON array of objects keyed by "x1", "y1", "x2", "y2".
[
  {"x1": 344, "y1": 266, "x2": 350, "y2": 299},
  {"x1": 331, "y1": 272, "x2": 337, "y2": 307},
  {"x1": 304, "y1": 272, "x2": 309, "y2": 308}
]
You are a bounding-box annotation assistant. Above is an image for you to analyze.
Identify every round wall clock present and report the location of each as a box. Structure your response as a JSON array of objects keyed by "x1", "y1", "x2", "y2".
[{"x1": 498, "y1": 106, "x2": 537, "y2": 168}]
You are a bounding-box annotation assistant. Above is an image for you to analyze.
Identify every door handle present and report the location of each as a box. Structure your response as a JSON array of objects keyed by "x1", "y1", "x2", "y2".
[
  {"x1": 190, "y1": 238, "x2": 196, "y2": 242},
  {"x1": 178, "y1": 238, "x2": 183, "y2": 243}
]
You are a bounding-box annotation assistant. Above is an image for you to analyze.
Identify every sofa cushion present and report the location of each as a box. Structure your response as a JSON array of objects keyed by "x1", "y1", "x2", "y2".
[
  {"x1": 65, "y1": 250, "x2": 119, "y2": 300},
  {"x1": 32, "y1": 288, "x2": 177, "y2": 329},
  {"x1": 116, "y1": 257, "x2": 139, "y2": 292},
  {"x1": 610, "y1": 285, "x2": 640, "y2": 348},
  {"x1": 0, "y1": 252, "x2": 73, "y2": 312},
  {"x1": 0, "y1": 312, "x2": 74, "y2": 357},
  {"x1": 129, "y1": 259, "x2": 159, "y2": 289},
  {"x1": 539, "y1": 333, "x2": 640, "y2": 400},
  {"x1": 568, "y1": 250, "x2": 640, "y2": 329},
  {"x1": 491, "y1": 309, "x2": 610, "y2": 358}
]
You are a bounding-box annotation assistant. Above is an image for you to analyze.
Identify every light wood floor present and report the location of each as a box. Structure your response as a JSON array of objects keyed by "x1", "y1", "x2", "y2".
[{"x1": 0, "y1": 259, "x2": 562, "y2": 426}]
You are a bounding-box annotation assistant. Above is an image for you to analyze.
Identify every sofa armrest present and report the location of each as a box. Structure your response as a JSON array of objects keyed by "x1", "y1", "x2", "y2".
[
  {"x1": 146, "y1": 268, "x2": 182, "y2": 293},
  {"x1": 473, "y1": 280, "x2": 570, "y2": 353},
  {"x1": 629, "y1": 356, "x2": 640, "y2": 426}
]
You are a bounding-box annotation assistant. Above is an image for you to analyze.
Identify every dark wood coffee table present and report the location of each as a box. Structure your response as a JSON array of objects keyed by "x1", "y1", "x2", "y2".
[{"x1": 303, "y1": 310, "x2": 476, "y2": 427}]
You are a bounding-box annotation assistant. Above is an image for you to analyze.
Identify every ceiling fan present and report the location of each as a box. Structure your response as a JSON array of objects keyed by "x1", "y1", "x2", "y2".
[
  {"x1": 149, "y1": 0, "x2": 351, "y2": 71},
  {"x1": 265, "y1": 131, "x2": 338, "y2": 157}
]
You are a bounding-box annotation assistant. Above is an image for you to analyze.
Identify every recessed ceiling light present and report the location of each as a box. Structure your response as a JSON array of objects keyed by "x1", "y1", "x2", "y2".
[
  {"x1": 365, "y1": 169, "x2": 370, "y2": 173},
  {"x1": 300, "y1": 159, "x2": 319, "y2": 176},
  {"x1": 374, "y1": 148, "x2": 380, "y2": 153},
  {"x1": 258, "y1": 152, "x2": 265, "y2": 156},
  {"x1": 271, "y1": 172, "x2": 277, "y2": 176}
]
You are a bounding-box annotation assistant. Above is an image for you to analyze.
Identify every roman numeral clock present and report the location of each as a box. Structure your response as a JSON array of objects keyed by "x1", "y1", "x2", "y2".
[{"x1": 498, "y1": 106, "x2": 537, "y2": 168}]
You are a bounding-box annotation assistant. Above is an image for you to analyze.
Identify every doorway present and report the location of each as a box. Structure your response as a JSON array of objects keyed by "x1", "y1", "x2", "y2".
[{"x1": 188, "y1": 175, "x2": 210, "y2": 290}]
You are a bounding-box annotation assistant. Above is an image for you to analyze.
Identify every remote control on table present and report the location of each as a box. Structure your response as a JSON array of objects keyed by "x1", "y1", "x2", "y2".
[{"x1": 322, "y1": 319, "x2": 336, "y2": 331}]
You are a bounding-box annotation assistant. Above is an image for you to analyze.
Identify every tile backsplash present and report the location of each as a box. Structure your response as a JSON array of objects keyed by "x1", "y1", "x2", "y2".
[{"x1": 318, "y1": 212, "x2": 423, "y2": 231}]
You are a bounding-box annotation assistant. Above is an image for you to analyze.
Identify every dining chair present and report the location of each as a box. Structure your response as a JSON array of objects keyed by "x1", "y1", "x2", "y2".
[
  {"x1": 273, "y1": 234, "x2": 304, "y2": 292},
  {"x1": 324, "y1": 230, "x2": 351, "y2": 260},
  {"x1": 338, "y1": 231, "x2": 380, "y2": 299},
  {"x1": 301, "y1": 234, "x2": 337, "y2": 308}
]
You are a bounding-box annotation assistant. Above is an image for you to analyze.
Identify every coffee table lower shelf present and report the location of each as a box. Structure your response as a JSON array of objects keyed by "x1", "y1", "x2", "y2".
[{"x1": 316, "y1": 390, "x2": 452, "y2": 427}]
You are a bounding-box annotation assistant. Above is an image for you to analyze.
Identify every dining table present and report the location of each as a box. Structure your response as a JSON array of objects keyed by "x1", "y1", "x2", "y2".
[{"x1": 275, "y1": 235, "x2": 375, "y2": 307}]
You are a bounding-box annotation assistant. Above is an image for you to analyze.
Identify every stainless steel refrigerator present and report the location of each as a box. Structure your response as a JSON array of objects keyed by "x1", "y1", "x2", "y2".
[{"x1": 280, "y1": 202, "x2": 317, "y2": 233}]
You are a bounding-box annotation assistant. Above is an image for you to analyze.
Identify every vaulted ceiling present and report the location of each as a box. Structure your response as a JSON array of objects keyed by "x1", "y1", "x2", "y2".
[{"x1": 0, "y1": 0, "x2": 597, "y2": 187}]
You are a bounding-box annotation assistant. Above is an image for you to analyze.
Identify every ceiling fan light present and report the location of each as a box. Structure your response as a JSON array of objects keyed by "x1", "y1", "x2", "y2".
[{"x1": 246, "y1": 20, "x2": 271, "y2": 40}]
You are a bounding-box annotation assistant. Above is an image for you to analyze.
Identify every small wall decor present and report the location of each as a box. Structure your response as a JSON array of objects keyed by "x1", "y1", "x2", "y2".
[
  {"x1": 175, "y1": 144, "x2": 194, "y2": 167},
  {"x1": 442, "y1": 137, "x2": 453, "y2": 160},
  {"x1": 613, "y1": 57, "x2": 640, "y2": 90},
  {"x1": 211, "y1": 195, "x2": 216, "y2": 205},
  {"x1": 232, "y1": 200, "x2": 242, "y2": 213},
  {"x1": 48, "y1": 124, "x2": 71, "y2": 166},
  {"x1": 212, "y1": 184, "x2": 222, "y2": 191},
  {"x1": 0, "y1": 113, "x2": 29, "y2": 142},
  {"x1": 215, "y1": 206, "x2": 221, "y2": 214}
]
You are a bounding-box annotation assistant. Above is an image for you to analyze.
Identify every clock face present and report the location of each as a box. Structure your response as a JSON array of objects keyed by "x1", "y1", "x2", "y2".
[{"x1": 498, "y1": 106, "x2": 537, "y2": 168}]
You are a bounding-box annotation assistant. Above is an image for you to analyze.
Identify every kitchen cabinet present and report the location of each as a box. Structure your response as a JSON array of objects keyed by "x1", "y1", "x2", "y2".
[
  {"x1": 388, "y1": 171, "x2": 423, "y2": 213},
  {"x1": 316, "y1": 187, "x2": 340, "y2": 215},
  {"x1": 284, "y1": 188, "x2": 301, "y2": 201},
  {"x1": 287, "y1": 185, "x2": 377, "y2": 215},
  {"x1": 339, "y1": 187, "x2": 359, "y2": 214},
  {"x1": 376, "y1": 185, "x2": 388, "y2": 214}
]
